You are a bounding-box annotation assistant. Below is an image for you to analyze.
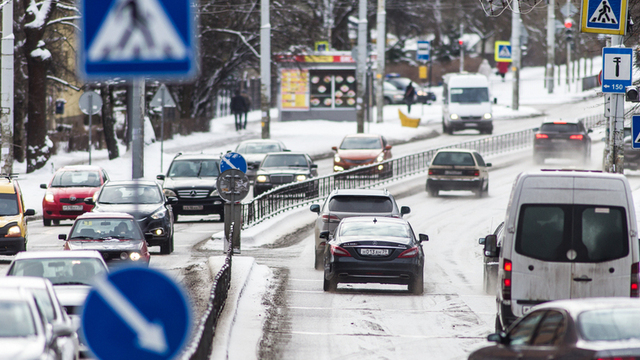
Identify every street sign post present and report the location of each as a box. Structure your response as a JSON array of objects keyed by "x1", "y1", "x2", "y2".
[
  {"x1": 216, "y1": 168, "x2": 250, "y2": 253},
  {"x1": 601, "y1": 47, "x2": 633, "y2": 93},
  {"x1": 150, "y1": 84, "x2": 177, "y2": 172},
  {"x1": 78, "y1": 91, "x2": 103, "y2": 165},
  {"x1": 494, "y1": 41, "x2": 512, "y2": 62},
  {"x1": 633, "y1": 115, "x2": 640, "y2": 149},
  {"x1": 82, "y1": 267, "x2": 191, "y2": 360},
  {"x1": 580, "y1": 0, "x2": 628, "y2": 35},
  {"x1": 220, "y1": 152, "x2": 248, "y2": 174},
  {"x1": 416, "y1": 41, "x2": 430, "y2": 62}
]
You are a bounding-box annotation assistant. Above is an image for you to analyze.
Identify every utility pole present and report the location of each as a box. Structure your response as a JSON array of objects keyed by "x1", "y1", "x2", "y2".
[
  {"x1": 511, "y1": 0, "x2": 521, "y2": 110},
  {"x1": 356, "y1": 0, "x2": 367, "y2": 133},
  {"x1": 260, "y1": 0, "x2": 271, "y2": 139},
  {"x1": 610, "y1": 35, "x2": 625, "y2": 174},
  {"x1": 130, "y1": 79, "x2": 144, "y2": 179},
  {"x1": 546, "y1": 0, "x2": 555, "y2": 93},
  {"x1": 323, "y1": 0, "x2": 334, "y2": 47},
  {"x1": 0, "y1": 0, "x2": 14, "y2": 174},
  {"x1": 459, "y1": 23, "x2": 464, "y2": 73},
  {"x1": 375, "y1": 0, "x2": 385, "y2": 123}
]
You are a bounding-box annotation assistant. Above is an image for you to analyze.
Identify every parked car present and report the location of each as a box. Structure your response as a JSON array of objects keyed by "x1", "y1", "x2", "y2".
[
  {"x1": 623, "y1": 126, "x2": 640, "y2": 170},
  {"x1": 253, "y1": 152, "x2": 318, "y2": 197},
  {"x1": 382, "y1": 81, "x2": 406, "y2": 104},
  {"x1": 0, "y1": 175, "x2": 35, "y2": 255},
  {"x1": 60, "y1": 212, "x2": 151, "y2": 266},
  {"x1": 385, "y1": 75, "x2": 435, "y2": 103},
  {"x1": 533, "y1": 120, "x2": 592, "y2": 164},
  {"x1": 235, "y1": 139, "x2": 288, "y2": 182},
  {"x1": 322, "y1": 216, "x2": 428, "y2": 294},
  {"x1": 426, "y1": 149, "x2": 491, "y2": 197},
  {"x1": 40, "y1": 165, "x2": 109, "y2": 226},
  {"x1": 478, "y1": 222, "x2": 504, "y2": 295},
  {"x1": 469, "y1": 298, "x2": 640, "y2": 360},
  {"x1": 310, "y1": 189, "x2": 410, "y2": 270},
  {"x1": 87, "y1": 180, "x2": 176, "y2": 254},
  {"x1": 157, "y1": 153, "x2": 224, "y2": 222},
  {"x1": 0, "y1": 276, "x2": 79, "y2": 360},
  {"x1": 0, "y1": 287, "x2": 76, "y2": 360},
  {"x1": 332, "y1": 134, "x2": 393, "y2": 174}
]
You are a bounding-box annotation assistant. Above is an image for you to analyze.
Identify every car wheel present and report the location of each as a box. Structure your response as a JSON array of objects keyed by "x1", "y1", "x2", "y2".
[
  {"x1": 219, "y1": 212, "x2": 225, "y2": 222},
  {"x1": 160, "y1": 239, "x2": 172, "y2": 255},
  {"x1": 476, "y1": 181, "x2": 484, "y2": 198},
  {"x1": 428, "y1": 186, "x2": 439, "y2": 197},
  {"x1": 21, "y1": 240, "x2": 27, "y2": 252},
  {"x1": 173, "y1": 212, "x2": 178, "y2": 223},
  {"x1": 442, "y1": 121, "x2": 448, "y2": 134},
  {"x1": 314, "y1": 250, "x2": 323, "y2": 270},
  {"x1": 323, "y1": 276, "x2": 337, "y2": 292},
  {"x1": 170, "y1": 233, "x2": 175, "y2": 253},
  {"x1": 53, "y1": 219, "x2": 60, "y2": 226},
  {"x1": 484, "y1": 180, "x2": 489, "y2": 195},
  {"x1": 409, "y1": 272, "x2": 424, "y2": 295},
  {"x1": 43, "y1": 218, "x2": 52, "y2": 227}
]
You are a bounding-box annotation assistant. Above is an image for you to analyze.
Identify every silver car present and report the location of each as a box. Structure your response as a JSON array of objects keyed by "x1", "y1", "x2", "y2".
[{"x1": 235, "y1": 139, "x2": 288, "y2": 182}]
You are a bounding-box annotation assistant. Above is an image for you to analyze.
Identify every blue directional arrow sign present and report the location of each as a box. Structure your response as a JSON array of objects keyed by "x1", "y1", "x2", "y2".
[
  {"x1": 632, "y1": 116, "x2": 640, "y2": 149},
  {"x1": 220, "y1": 152, "x2": 248, "y2": 174},
  {"x1": 601, "y1": 47, "x2": 633, "y2": 93},
  {"x1": 581, "y1": 0, "x2": 628, "y2": 35},
  {"x1": 416, "y1": 41, "x2": 430, "y2": 62},
  {"x1": 79, "y1": 0, "x2": 197, "y2": 79},
  {"x1": 82, "y1": 267, "x2": 191, "y2": 360}
]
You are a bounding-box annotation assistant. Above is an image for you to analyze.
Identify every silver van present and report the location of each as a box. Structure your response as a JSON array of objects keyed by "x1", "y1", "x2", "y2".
[{"x1": 482, "y1": 170, "x2": 640, "y2": 332}]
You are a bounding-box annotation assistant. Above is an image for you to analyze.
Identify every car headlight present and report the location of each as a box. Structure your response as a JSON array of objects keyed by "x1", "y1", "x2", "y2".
[
  {"x1": 334, "y1": 154, "x2": 341, "y2": 163},
  {"x1": 376, "y1": 153, "x2": 385, "y2": 162},
  {"x1": 334, "y1": 165, "x2": 344, "y2": 172},
  {"x1": 151, "y1": 208, "x2": 167, "y2": 219},
  {"x1": 129, "y1": 252, "x2": 141, "y2": 261},
  {"x1": 483, "y1": 113, "x2": 492, "y2": 119},
  {"x1": 6, "y1": 226, "x2": 21, "y2": 238},
  {"x1": 210, "y1": 189, "x2": 219, "y2": 196},
  {"x1": 256, "y1": 175, "x2": 268, "y2": 183},
  {"x1": 417, "y1": 90, "x2": 426, "y2": 96},
  {"x1": 296, "y1": 175, "x2": 307, "y2": 182},
  {"x1": 44, "y1": 192, "x2": 54, "y2": 203},
  {"x1": 163, "y1": 189, "x2": 177, "y2": 197},
  {"x1": 450, "y1": 114, "x2": 459, "y2": 120}
]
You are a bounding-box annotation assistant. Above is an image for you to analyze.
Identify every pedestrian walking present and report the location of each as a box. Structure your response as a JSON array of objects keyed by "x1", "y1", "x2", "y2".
[
  {"x1": 230, "y1": 90, "x2": 246, "y2": 131},
  {"x1": 404, "y1": 82, "x2": 416, "y2": 113},
  {"x1": 240, "y1": 90, "x2": 251, "y2": 130}
]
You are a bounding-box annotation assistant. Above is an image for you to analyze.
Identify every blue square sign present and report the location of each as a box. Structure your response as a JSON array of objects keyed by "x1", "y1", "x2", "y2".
[
  {"x1": 633, "y1": 115, "x2": 640, "y2": 149},
  {"x1": 80, "y1": 0, "x2": 197, "y2": 79},
  {"x1": 601, "y1": 47, "x2": 633, "y2": 93}
]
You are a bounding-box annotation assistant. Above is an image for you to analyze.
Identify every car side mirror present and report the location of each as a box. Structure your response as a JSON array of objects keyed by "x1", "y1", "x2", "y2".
[
  {"x1": 588, "y1": 128, "x2": 593, "y2": 133},
  {"x1": 311, "y1": 164, "x2": 318, "y2": 169},
  {"x1": 483, "y1": 234, "x2": 499, "y2": 257},
  {"x1": 310, "y1": 204, "x2": 320, "y2": 213},
  {"x1": 84, "y1": 197, "x2": 95, "y2": 205},
  {"x1": 24, "y1": 209, "x2": 35, "y2": 216},
  {"x1": 400, "y1": 206, "x2": 410, "y2": 215},
  {"x1": 166, "y1": 197, "x2": 178, "y2": 205},
  {"x1": 51, "y1": 323, "x2": 74, "y2": 338},
  {"x1": 533, "y1": 127, "x2": 539, "y2": 131},
  {"x1": 487, "y1": 332, "x2": 510, "y2": 345},
  {"x1": 331, "y1": 146, "x2": 338, "y2": 151},
  {"x1": 486, "y1": 163, "x2": 492, "y2": 167},
  {"x1": 493, "y1": 97, "x2": 497, "y2": 104},
  {"x1": 385, "y1": 145, "x2": 392, "y2": 150},
  {"x1": 156, "y1": 174, "x2": 165, "y2": 181},
  {"x1": 319, "y1": 231, "x2": 330, "y2": 239},
  {"x1": 58, "y1": 234, "x2": 67, "y2": 241},
  {"x1": 40, "y1": 184, "x2": 47, "y2": 189},
  {"x1": 419, "y1": 234, "x2": 429, "y2": 242},
  {"x1": 283, "y1": 149, "x2": 291, "y2": 152}
]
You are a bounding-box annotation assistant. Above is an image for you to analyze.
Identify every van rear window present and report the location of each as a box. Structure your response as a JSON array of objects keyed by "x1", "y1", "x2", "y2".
[
  {"x1": 515, "y1": 205, "x2": 628, "y2": 262},
  {"x1": 328, "y1": 196, "x2": 393, "y2": 213}
]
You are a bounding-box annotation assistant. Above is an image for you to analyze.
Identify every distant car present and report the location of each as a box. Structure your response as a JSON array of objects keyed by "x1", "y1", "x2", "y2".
[
  {"x1": 385, "y1": 76, "x2": 435, "y2": 104},
  {"x1": 332, "y1": 134, "x2": 393, "y2": 174},
  {"x1": 478, "y1": 222, "x2": 504, "y2": 295},
  {"x1": 623, "y1": 126, "x2": 640, "y2": 170},
  {"x1": 60, "y1": 212, "x2": 151, "y2": 266},
  {"x1": 382, "y1": 81, "x2": 406, "y2": 104},
  {"x1": 322, "y1": 216, "x2": 428, "y2": 294},
  {"x1": 253, "y1": 152, "x2": 318, "y2": 197},
  {"x1": 157, "y1": 153, "x2": 224, "y2": 222},
  {"x1": 235, "y1": 139, "x2": 288, "y2": 182},
  {"x1": 310, "y1": 189, "x2": 410, "y2": 270},
  {"x1": 0, "y1": 287, "x2": 75, "y2": 360},
  {"x1": 6, "y1": 250, "x2": 109, "y2": 358},
  {"x1": 87, "y1": 180, "x2": 176, "y2": 254},
  {"x1": 468, "y1": 298, "x2": 640, "y2": 360},
  {"x1": 0, "y1": 175, "x2": 35, "y2": 255},
  {"x1": 426, "y1": 149, "x2": 491, "y2": 197},
  {"x1": 39, "y1": 165, "x2": 109, "y2": 226},
  {"x1": 533, "y1": 120, "x2": 592, "y2": 164},
  {"x1": 0, "y1": 276, "x2": 79, "y2": 360}
]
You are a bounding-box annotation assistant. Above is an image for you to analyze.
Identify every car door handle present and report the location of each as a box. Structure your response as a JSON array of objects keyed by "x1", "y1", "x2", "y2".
[{"x1": 573, "y1": 276, "x2": 592, "y2": 282}]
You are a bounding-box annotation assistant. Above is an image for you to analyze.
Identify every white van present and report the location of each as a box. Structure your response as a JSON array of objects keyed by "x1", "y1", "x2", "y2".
[
  {"x1": 442, "y1": 73, "x2": 492, "y2": 135},
  {"x1": 482, "y1": 170, "x2": 640, "y2": 332}
]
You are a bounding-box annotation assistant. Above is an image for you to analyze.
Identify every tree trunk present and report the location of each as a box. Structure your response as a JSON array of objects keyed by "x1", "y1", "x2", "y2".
[
  {"x1": 26, "y1": 54, "x2": 49, "y2": 173},
  {"x1": 101, "y1": 85, "x2": 119, "y2": 159}
]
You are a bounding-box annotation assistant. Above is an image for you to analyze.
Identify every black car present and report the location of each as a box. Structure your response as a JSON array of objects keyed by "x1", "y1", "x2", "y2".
[
  {"x1": 322, "y1": 216, "x2": 428, "y2": 294},
  {"x1": 253, "y1": 152, "x2": 318, "y2": 197},
  {"x1": 533, "y1": 121, "x2": 592, "y2": 164},
  {"x1": 86, "y1": 180, "x2": 176, "y2": 254},
  {"x1": 478, "y1": 222, "x2": 504, "y2": 295},
  {"x1": 157, "y1": 153, "x2": 224, "y2": 222},
  {"x1": 235, "y1": 139, "x2": 288, "y2": 182}
]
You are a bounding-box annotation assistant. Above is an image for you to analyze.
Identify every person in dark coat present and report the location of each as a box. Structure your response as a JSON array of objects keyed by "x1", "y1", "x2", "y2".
[
  {"x1": 240, "y1": 91, "x2": 251, "y2": 130},
  {"x1": 230, "y1": 90, "x2": 246, "y2": 131},
  {"x1": 404, "y1": 82, "x2": 416, "y2": 113}
]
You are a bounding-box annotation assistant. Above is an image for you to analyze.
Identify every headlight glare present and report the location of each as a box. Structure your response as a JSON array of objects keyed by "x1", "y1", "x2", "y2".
[
  {"x1": 151, "y1": 208, "x2": 166, "y2": 219},
  {"x1": 256, "y1": 175, "x2": 268, "y2": 183},
  {"x1": 334, "y1": 155, "x2": 341, "y2": 163},
  {"x1": 296, "y1": 175, "x2": 307, "y2": 182},
  {"x1": 483, "y1": 113, "x2": 492, "y2": 119},
  {"x1": 450, "y1": 114, "x2": 459, "y2": 120},
  {"x1": 6, "y1": 226, "x2": 21, "y2": 237},
  {"x1": 129, "y1": 252, "x2": 141, "y2": 261},
  {"x1": 376, "y1": 153, "x2": 385, "y2": 162},
  {"x1": 44, "y1": 192, "x2": 54, "y2": 202}
]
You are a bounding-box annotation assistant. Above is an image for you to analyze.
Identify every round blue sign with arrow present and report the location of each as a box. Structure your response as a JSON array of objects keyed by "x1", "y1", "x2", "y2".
[
  {"x1": 220, "y1": 152, "x2": 247, "y2": 174},
  {"x1": 82, "y1": 267, "x2": 191, "y2": 360}
]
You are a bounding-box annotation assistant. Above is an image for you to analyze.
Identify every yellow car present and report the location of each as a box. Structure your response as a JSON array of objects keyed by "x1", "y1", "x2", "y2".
[{"x1": 0, "y1": 176, "x2": 35, "y2": 255}]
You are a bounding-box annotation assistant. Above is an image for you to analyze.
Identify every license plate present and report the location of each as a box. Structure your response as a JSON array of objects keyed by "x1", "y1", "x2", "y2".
[
  {"x1": 62, "y1": 205, "x2": 83, "y2": 211},
  {"x1": 444, "y1": 170, "x2": 463, "y2": 175},
  {"x1": 183, "y1": 205, "x2": 203, "y2": 211},
  {"x1": 360, "y1": 248, "x2": 390, "y2": 256},
  {"x1": 551, "y1": 139, "x2": 567, "y2": 143}
]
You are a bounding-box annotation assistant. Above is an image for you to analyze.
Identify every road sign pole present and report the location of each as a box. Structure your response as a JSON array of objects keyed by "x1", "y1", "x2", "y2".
[
  {"x1": 612, "y1": 35, "x2": 625, "y2": 174},
  {"x1": 546, "y1": 0, "x2": 555, "y2": 93},
  {"x1": 260, "y1": 0, "x2": 271, "y2": 139},
  {"x1": 511, "y1": 0, "x2": 521, "y2": 110},
  {"x1": 132, "y1": 78, "x2": 145, "y2": 179},
  {"x1": 0, "y1": 0, "x2": 14, "y2": 175},
  {"x1": 160, "y1": 87, "x2": 165, "y2": 173},
  {"x1": 88, "y1": 93, "x2": 93, "y2": 165}
]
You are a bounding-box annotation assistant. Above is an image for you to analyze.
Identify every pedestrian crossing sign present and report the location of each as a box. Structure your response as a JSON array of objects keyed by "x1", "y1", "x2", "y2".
[
  {"x1": 79, "y1": 0, "x2": 197, "y2": 79},
  {"x1": 581, "y1": 0, "x2": 628, "y2": 35},
  {"x1": 494, "y1": 41, "x2": 512, "y2": 62}
]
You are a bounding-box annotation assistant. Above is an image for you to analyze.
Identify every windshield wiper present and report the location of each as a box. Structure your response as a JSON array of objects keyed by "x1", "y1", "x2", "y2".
[
  {"x1": 70, "y1": 236, "x2": 94, "y2": 240},
  {"x1": 55, "y1": 282, "x2": 90, "y2": 286},
  {"x1": 98, "y1": 236, "x2": 124, "y2": 240}
]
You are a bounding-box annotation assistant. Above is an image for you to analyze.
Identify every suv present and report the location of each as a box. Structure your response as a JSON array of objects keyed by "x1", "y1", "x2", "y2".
[
  {"x1": 157, "y1": 153, "x2": 224, "y2": 222},
  {"x1": 309, "y1": 189, "x2": 410, "y2": 269},
  {"x1": 0, "y1": 175, "x2": 36, "y2": 255},
  {"x1": 533, "y1": 120, "x2": 592, "y2": 164},
  {"x1": 426, "y1": 149, "x2": 491, "y2": 197}
]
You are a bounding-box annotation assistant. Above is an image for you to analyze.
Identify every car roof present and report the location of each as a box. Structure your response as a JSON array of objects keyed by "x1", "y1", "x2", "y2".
[
  {"x1": 329, "y1": 188, "x2": 391, "y2": 197},
  {"x1": 532, "y1": 297, "x2": 640, "y2": 317},
  {"x1": 103, "y1": 180, "x2": 159, "y2": 187},
  {"x1": 342, "y1": 133, "x2": 382, "y2": 139},
  {"x1": 0, "y1": 276, "x2": 51, "y2": 289},
  {"x1": 0, "y1": 287, "x2": 33, "y2": 302},
  {"x1": 75, "y1": 212, "x2": 135, "y2": 220},
  {"x1": 340, "y1": 216, "x2": 408, "y2": 225},
  {"x1": 13, "y1": 250, "x2": 104, "y2": 260},
  {"x1": 172, "y1": 153, "x2": 221, "y2": 160},
  {"x1": 0, "y1": 178, "x2": 16, "y2": 194},
  {"x1": 58, "y1": 165, "x2": 103, "y2": 171}
]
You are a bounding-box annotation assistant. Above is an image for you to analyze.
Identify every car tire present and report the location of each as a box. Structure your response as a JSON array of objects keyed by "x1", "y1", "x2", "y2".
[
  {"x1": 53, "y1": 219, "x2": 60, "y2": 226},
  {"x1": 173, "y1": 212, "x2": 178, "y2": 223},
  {"x1": 43, "y1": 218, "x2": 51, "y2": 227},
  {"x1": 323, "y1": 275, "x2": 337, "y2": 292},
  {"x1": 495, "y1": 314, "x2": 503, "y2": 333},
  {"x1": 428, "y1": 186, "x2": 439, "y2": 197},
  {"x1": 476, "y1": 181, "x2": 484, "y2": 198},
  {"x1": 160, "y1": 238, "x2": 172, "y2": 255},
  {"x1": 409, "y1": 272, "x2": 424, "y2": 295},
  {"x1": 170, "y1": 233, "x2": 175, "y2": 253},
  {"x1": 314, "y1": 250, "x2": 323, "y2": 270},
  {"x1": 442, "y1": 121, "x2": 448, "y2": 135},
  {"x1": 219, "y1": 212, "x2": 225, "y2": 222}
]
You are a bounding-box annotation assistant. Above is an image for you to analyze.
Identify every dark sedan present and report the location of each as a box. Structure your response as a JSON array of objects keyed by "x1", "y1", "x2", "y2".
[
  {"x1": 253, "y1": 152, "x2": 318, "y2": 197},
  {"x1": 87, "y1": 180, "x2": 176, "y2": 254},
  {"x1": 469, "y1": 298, "x2": 640, "y2": 360},
  {"x1": 322, "y1": 216, "x2": 427, "y2": 294},
  {"x1": 235, "y1": 139, "x2": 288, "y2": 182},
  {"x1": 533, "y1": 121, "x2": 592, "y2": 164}
]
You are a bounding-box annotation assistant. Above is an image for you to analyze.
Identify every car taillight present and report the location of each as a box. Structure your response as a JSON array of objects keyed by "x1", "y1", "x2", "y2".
[
  {"x1": 569, "y1": 134, "x2": 584, "y2": 140},
  {"x1": 398, "y1": 247, "x2": 419, "y2": 258},
  {"x1": 535, "y1": 134, "x2": 548, "y2": 139},
  {"x1": 428, "y1": 170, "x2": 434, "y2": 175},
  {"x1": 330, "y1": 245, "x2": 351, "y2": 257},
  {"x1": 474, "y1": 170, "x2": 479, "y2": 176},
  {"x1": 632, "y1": 262, "x2": 639, "y2": 298},
  {"x1": 502, "y1": 259, "x2": 512, "y2": 300},
  {"x1": 322, "y1": 214, "x2": 340, "y2": 223}
]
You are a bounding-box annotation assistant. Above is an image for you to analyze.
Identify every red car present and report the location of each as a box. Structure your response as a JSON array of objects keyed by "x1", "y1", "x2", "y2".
[
  {"x1": 40, "y1": 165, "x2": 109, "y2": 226},
  {"x1": 332, "y1": 134, "x2": 393, "y2": 173}
]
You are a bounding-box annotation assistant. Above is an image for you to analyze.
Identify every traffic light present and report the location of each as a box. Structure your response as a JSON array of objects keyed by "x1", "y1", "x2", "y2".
[
  {"x1": 564, "y1": 18, "x2": 574, "y2": 42},
  {"x1": 626, "y1": 86, "x2": 640, "y2": 102}
]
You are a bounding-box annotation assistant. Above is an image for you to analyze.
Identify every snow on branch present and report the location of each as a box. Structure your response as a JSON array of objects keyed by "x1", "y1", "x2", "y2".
[
  {"x1": 47, "y1": 15, "x2": 81, "y2": 27},
  {"x1": 25, "y1": 0, "x2": 54, "y2": 29},
  {"x1": 47, "y1": 75, "x2": 81, "y2": 91},
  {"x1": 56, "y1": 3, "x2": 79, "y2": 12},
  {"x1": 207, "y1": 28, "x2": 260, "y2": 59},
  {"x1": 0, "y1": 0, "x2": 12, "y2": 11}
]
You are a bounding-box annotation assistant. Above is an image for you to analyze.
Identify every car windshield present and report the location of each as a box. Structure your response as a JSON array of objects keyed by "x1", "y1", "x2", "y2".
[
  {"x1": 540, "y1": 123, "x2": 580, "y2": 133},
  {"x1": 328, "y1": 196, "x2": 394, "y2": 213},
  {"x1": 432, "y1": 152, "x2": 476, "y2": 166},
  {"x1": 50, "y1": 171, "x2": 101, "y2": 187},
  {"x1": 0, "y1": 301, "x2": 36, "y2": 337},
  {"x1": 450, "y1": 87, "x2": 489, "y2": 103},
  {"x1": 8, "y1": 258, "x2": 107, "y2": 286},
  {"x1": 98, "y1": 185, "x2": 162, "y2": 204},
  {"x1": 262, "y1": 155, "x2": 308, "y2": 168},
  {"x1": 168, "y1": 160, "x2": 220, "y2": 177},
  {"x1": 0, "y1": 193, "x2": 19, "y2": 216},
  {"x1": 340, "y1": 137, "x2": 382, "y2": 150},
  {"x1": 339, "y1": 222, "x2": 411, "y2": 238},
  {"x1": 69, "y1": 218, "x2": 143, "y2": 240},
  {"x1": 579, "y1": 308, "x2": 640, "y2": 341},
  {"x1": 236, "y1": 142, "x2": 282, "y2": 154},
  {"x1": 388, "y1": 78, "x2": 411, "y2": 89}
]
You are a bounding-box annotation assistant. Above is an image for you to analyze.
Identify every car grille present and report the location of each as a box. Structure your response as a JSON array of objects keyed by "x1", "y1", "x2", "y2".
[
  {"x1": 60, "y1": 198, "x2": 86, "y2": 204},
  {"x1": 344, "y1": 159, "x2": 374, "y2": 164},
  {"x1": 271, "y1": 175, "x2": 294, "y2": 184},
  {"x1": 460, "y1": 116, "x2": 482, "y2": 120},
  {"x1": 177, "y1": 189, "x2": 209, "y2": 199}
]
